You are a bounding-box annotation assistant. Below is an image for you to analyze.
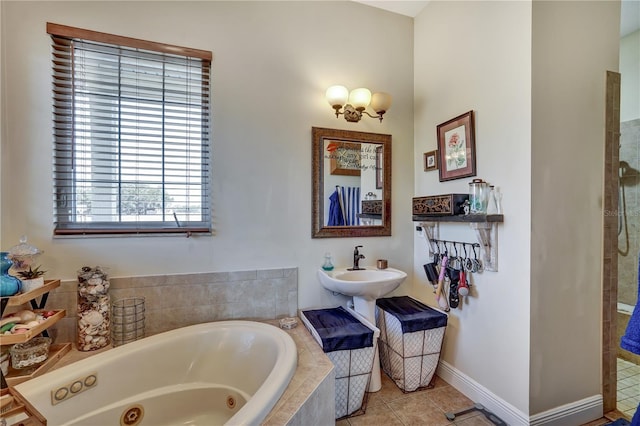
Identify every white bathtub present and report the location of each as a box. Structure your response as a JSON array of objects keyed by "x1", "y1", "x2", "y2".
[{"x1": 14, "y1": 321, "x2": 297, "y2": 426}]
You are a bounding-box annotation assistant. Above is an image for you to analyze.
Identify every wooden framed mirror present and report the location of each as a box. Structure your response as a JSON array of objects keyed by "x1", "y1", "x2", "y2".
[{"x1": 312, "y1": 127, "x2": 391, "y2": 238}]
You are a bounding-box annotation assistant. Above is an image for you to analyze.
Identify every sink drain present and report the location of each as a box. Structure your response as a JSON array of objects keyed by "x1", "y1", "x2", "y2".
[{"x1": 120, "y1": 404, "x2": 144, "y2": 426}]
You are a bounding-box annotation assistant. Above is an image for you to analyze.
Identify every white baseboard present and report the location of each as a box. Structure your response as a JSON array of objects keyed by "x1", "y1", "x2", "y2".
[
  {"x1": 529, "y1": 395, "x2": 603, "y2": 426},
  {"x1": 437, "y1": 360, "x2": 603, "y2": 426},
  {"x1": 437, "y1": 360, "x2": 529, "y2": 425}
]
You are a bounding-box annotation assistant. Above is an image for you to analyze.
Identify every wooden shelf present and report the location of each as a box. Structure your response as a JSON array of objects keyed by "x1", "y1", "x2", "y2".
[
  {"x1": 412, "y1": 214, "x2": 503, "y2": 223},
  {"x1": 5, "y1": 343, "x2": 72, "y2": 387},
  {"x1": 358, "y1": 213, "x2": 382, "y2": 219},
  {"x1": 1, "y1": 277, "x2": 64, "y2": 408},
  {"x1": 1, "y1": 280, "x2": 61, "y2": 308},
  {"x1": 0, "y1": 386, "x2": 46, "y2": 425},
  {"x1": 0, "y1": 310, "x2": 66, "y2": 346},
  {"x1": 416, "y1": 216, "x2": 504, "y2": 272}
]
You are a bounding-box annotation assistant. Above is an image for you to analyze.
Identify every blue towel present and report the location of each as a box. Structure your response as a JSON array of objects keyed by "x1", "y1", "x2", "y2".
[
  {"x1": 302, "y1": 306, "x2": 373, "y2": 353},
  {"x1": 327, "y1": 189, "x2": 344, "y2": 226},
  {"x1": 377, "y1": 296, "x2": 448, "y2": 333},
  {"x1": 604, "y1": 418, "x2": 631, "y2": 426},
  {"x1": 621, "y1": 252, "x2": 640, "y2": 356},
  {"x1": 327, "y1": 187, "x2": 361, "y2": 226}
]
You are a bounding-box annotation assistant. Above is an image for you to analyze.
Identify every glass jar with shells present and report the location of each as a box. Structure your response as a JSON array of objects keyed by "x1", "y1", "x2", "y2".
[{"x1": 77, "y1": 266, "x2": 111, "y2": 351}]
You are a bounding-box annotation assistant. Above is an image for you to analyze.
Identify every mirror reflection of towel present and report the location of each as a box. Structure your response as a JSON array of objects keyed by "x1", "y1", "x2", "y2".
[
  {"x1": 341, "y1": 186, "x2": 360, "y2": 226},
  {"x1": 327, "y1": 186, "x2": 360, "y2": 226},
  {"x1": 328, "y1": 189, "x2": 344, "y2": 226}
]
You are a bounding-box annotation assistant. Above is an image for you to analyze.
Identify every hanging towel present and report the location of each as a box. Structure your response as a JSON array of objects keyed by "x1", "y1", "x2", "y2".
[
  {"x1": 327, "y1": 189, "x2": 344, "y2": 226},
  {"x1": 338, "y1": 186, "x2": 361, "y2": 226},
  {"x1": 337, "y1": 186, "x2": 347, "y2": 225},
  {"x1": 328, "y1": 186, "x2": 361, "y2": 226},
  {"x1": 621, "y1": 251, "x2": 640, "y2": 356}
]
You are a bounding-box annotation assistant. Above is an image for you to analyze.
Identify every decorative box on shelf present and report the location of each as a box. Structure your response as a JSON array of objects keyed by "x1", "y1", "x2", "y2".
[
  {"x1": 412, "y1": 194, "x2": 468, "y2": 217},
  {"x1": 361, "y1": 200, "x2": 382, "y2": 215}
]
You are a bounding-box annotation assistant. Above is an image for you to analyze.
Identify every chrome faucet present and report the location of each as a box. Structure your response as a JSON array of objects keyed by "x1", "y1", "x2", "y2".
[{"x1": 349, "y1": 245, "x2": 365, "y2": 270}]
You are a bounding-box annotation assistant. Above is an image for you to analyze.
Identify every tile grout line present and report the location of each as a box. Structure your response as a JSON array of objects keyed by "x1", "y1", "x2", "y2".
[{"x1": 617, "y1": 358, "x2": 640, "y2": 420}]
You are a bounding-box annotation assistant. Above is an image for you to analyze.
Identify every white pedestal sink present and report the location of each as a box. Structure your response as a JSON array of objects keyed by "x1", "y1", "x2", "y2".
[{"x1": 317, "y1": 267, "x2": 407, "y2": 392}]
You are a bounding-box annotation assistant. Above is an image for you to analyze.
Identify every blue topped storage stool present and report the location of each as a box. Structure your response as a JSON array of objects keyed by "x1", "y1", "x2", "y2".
[
  {"x1": 376, "y1": 296, "x2": 448, "y2": 392},
  {"x1": 300, "y1": 306, "x2": 379, "y2": 419}
]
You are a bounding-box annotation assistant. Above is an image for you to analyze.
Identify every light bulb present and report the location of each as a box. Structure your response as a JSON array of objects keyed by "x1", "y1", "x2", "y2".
[
  {"x1": 371, "y1": 92, "x2": 392, "y2": 113},
  {"x1": 348, "y1": 88, "x2": 372, "y2": 110},
  {"x1": 325, "y1": 85, "x2": 349, "y2": 108}
]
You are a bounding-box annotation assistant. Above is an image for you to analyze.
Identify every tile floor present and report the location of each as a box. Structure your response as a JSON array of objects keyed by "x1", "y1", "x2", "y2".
[
  {"x1": 617, "y1": 358, "x2": 640, "y2": 420},
  {"x1": 583, "y1": 414, "x2": 629, "y2": 426},
  {"x1": 336, "y1": 373, "x2": 493, "y2": 426},
  {"x1": 337, "y1": 371, "x2": 635, "y2": 426}
]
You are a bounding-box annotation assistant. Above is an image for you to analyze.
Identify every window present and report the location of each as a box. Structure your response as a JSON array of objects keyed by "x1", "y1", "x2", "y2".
[{"x1": 48, "y1": 23, "x2": 212, "y2": 235}]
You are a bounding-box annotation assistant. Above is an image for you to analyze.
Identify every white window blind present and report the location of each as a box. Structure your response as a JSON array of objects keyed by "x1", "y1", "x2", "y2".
[{"x1": 49, "y1": 23, "x2": 212, "y2": 235}]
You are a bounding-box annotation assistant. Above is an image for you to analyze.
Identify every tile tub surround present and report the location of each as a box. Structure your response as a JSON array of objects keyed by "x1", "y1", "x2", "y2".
[
  {"x1": 43, "y1": 268, "x2": 298, "y2": 343},
  {"x1": 263, "y1": 319, "x2": 335, "y2": 425},
  {"x1": 45, "y1": 319, "x2": 335, "y2": 425}
]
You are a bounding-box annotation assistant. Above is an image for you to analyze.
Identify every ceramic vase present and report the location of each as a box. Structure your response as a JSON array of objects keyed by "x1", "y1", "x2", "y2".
[
  {"x1": 0, "y1": 252, "x2": 22, "y2": 297},
  {"x1": 21, "y1": 277, "x2": 45, "y2": 293}
]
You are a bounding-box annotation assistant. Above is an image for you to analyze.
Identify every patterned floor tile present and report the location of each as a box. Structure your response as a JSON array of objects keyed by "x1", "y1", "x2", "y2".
[
  {"x1": 427, "y1": 384, "x2": 475, "y2": 414},
  {"x1": 617, "y1": 357, "x2": 639, "y2": 420},
  {"x1": 335, "y1": 366, "x2": 638, "y2": 426},
  {"x1": 387, "y1": 393, "x2": 451, "y2": 426},
  {"x1": 345, "y1": 402, "x2": 405, "y2": 426}
]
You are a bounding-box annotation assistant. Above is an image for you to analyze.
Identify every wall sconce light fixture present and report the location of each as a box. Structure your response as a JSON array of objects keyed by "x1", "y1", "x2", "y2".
[{"x1": 325, "y1": 85, "x2": 392, "y2": 123}]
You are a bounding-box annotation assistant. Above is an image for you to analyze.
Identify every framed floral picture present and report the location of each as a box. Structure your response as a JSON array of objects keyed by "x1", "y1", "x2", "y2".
[
  {"x1": 424, "y1": 150, "x2": 438, "y2": 171},
  {"x1": 437, "y1": 110, "x2": 476, "y2": 182}
]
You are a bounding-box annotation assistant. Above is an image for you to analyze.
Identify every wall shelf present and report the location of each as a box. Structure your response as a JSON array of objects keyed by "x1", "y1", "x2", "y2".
[
  {"x1": 0, "y1": 386, "x2": 47, "y2": 425},
  {"x1": 412, "y1": 214, "x2": 503, "y2": 223},
  {"x1": 5, "y1": 343, "x2": 72, "y2": 387},
  {"x1": 358, "y1": 213, "x2": 382, "y2": 219},
  {"x1": 415, "y1": 215, "x2": 503, "y2": 271},
  {"x1": 0, "y1": 279, "x2": 64, "y2": 394},
  {"x1": 1, "y1": 279, "x2": 61, "y2": 313},
  {"x1": 0, "y1": 310, "x2": 66, "y2": 345}
]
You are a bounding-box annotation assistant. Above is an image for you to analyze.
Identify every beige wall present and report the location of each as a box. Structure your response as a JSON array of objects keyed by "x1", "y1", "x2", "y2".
[
  {"x1": 413, "y1": 0, "x2": 533, "y2": 416},
  {"x1": 1, "y1": 0, "x2": 625, "y2": 422},
  {"x1": 414, "y1": 0, "x2": 621, "y2": 420},
  {"x1": 0, "y1": 1, "x2": 3, "y2": 248},
  {"x1": 0, "y1": 1, "x2": 415, "y2": 311},
  {"x1": 530, "y1": 0, "x2": 620, "y2": 416}
]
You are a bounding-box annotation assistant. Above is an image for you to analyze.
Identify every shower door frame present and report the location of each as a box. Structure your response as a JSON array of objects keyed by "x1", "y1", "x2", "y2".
[{"x1": 602, "y1": 70, "x2": 621, "y2": 414}]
